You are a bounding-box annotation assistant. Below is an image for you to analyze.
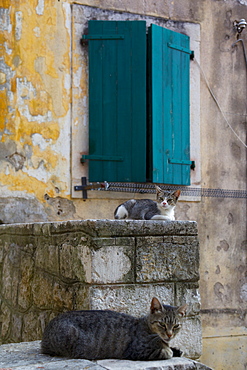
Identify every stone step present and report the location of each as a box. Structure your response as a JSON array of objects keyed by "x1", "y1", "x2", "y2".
[{"x1": 0, "y1": 341, "x2": 213, "y2": 370}]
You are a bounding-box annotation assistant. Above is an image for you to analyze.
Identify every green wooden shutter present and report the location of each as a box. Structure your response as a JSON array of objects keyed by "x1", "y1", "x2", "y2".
[
  {"x1": 83, "y1": 20, "x2": 147, "y2": 182},
  {"x1": 148, "y1": 24, "x2": 192, "y2": 185}
]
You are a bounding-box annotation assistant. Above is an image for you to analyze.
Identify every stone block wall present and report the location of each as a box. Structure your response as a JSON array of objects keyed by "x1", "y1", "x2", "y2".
[{"x1": 0, "y1": 220, "x2": 201, "y2": 359}]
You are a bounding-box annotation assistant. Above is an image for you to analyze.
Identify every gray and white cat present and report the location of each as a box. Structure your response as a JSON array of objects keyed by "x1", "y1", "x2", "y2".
[
  {"x1": 114, "y1": 186, "x2": 181, "y2": 220},
  {"x1": 41, "y1": 297, "x2": 187, "y2": 360}
]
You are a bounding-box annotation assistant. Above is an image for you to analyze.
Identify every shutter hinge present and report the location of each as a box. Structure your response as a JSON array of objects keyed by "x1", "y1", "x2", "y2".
[{"x1": 168, "y1": 159, "x2": 196, "y2": 170}]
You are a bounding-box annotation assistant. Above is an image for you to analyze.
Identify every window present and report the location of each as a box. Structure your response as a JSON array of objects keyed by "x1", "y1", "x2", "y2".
[{"x1": 81, "y1": 20, "x2": 194, "y2": 186}]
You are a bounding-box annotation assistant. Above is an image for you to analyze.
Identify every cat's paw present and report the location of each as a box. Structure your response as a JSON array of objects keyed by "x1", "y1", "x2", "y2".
[{"x1": 171, "y1": 347, "x2": 184, "y2": 357}]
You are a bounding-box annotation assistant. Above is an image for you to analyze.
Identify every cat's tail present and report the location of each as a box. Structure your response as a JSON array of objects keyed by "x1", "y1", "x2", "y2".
[
  {"x1": 114, "y1": 204, "x2": 128, "y2": 219},
  {"x1": 114, "y1": 199, "x2": 136, "y2": 219}
]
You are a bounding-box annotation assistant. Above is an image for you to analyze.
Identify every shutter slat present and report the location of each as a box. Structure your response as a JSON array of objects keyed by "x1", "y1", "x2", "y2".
[
  {"x1": 151, "y1": 25, "x2": 164, "y2": 183},
  {"x1": 130, "y1": 21, "x2": 148, "y2": 182},
  {"x1": 88, "y1": 21, "x2": 104, "y2": 181},
  {"x1": 102, "y1": 22, "x2": 118, "y2": 179}
]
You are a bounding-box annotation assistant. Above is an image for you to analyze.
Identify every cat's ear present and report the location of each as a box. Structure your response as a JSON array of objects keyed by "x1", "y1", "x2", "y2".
[
  {"x1": 172, "y1": 189, "x2": 181, "y2": 200},
  {"x1": 150, "y1": 297, "x2": 163, "y2": 313},
  {"x1": 177, "y1": 304, "x2": 187, "y2": 317},
  {"x1": 155, "y1": 185, "x2": 163, "y2": 195}
]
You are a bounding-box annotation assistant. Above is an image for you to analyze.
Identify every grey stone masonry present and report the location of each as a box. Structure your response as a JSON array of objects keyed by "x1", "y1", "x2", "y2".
[
  {"x1": 0, "y1": 220, "x2": 201, "y2": 359},
  {"x1": 0, "y1": 341, "x2": 213, "y2": 370}
]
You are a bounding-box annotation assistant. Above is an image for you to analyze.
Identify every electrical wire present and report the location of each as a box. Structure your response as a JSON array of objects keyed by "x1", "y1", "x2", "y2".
[{"x1": 194, "y1": 57, "x2": 247, "y2": 149}]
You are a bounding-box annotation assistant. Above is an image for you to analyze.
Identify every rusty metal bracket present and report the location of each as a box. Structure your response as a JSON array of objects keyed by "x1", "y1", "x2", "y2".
[{"x1": 74, "y1": 177, "x2": 109, "y2": 199}]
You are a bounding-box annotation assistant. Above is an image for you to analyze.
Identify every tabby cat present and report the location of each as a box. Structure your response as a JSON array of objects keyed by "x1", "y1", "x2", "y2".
[
  {"x1": 41, "y1": 297, "x2": 187, "y2": 361},
  {"x1": 114, "y1": 186, "x2": 181, "y2": 220}
]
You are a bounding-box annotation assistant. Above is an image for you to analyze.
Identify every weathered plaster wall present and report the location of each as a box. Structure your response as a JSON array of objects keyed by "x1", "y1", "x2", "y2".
[
  {"x1": 1, "y1": 1, "x2": 247, "y2": 369},
  {"x1": 0, "y1": 0, "x2": 74, "y2": 222}
]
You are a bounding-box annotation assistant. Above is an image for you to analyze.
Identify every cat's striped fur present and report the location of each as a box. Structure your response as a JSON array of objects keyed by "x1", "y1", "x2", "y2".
[{"x1": 41, "y1": 297, "x2": 187, "y2": 360}]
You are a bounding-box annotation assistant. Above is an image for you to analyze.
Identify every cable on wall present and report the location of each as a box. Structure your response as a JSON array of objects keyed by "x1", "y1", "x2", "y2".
[{"x1": 194, "y1": 57, "x2": 247, "y2": 149}]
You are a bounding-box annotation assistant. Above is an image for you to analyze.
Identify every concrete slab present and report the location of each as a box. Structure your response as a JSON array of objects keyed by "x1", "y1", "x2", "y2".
[
  {"x1": 0, "y1": 341, "x2": 213, "y2": 370},
  {"x1": 97, "y1": 358, "x2": 213, "y2": 369},
  {"x1": 0, "y1": 341, "x2": 102, "y2": 369}
]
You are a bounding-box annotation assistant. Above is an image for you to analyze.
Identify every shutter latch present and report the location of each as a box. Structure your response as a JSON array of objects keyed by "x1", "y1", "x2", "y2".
[
  {"x1": 167, "y1": 42, "x2": 194, "y2": 60},
  {"x1": 168, "y1": 159, "x2": 196, "y2": 170}
]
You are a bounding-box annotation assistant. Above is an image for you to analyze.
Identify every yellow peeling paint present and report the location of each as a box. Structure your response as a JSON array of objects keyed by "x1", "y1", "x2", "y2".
[
  {"x1": 0, "y1": 72, "x2": 6, "y2": 84},
  {"x1": 0, "y1": 171, "x2": 56, "y2": 201},
  {"x1": 0, "y1": 90, "x2": 8, "y2": 132},
  {"x1": 2, "y1": 118, "x2": 60, "y2": 144},
  {"x1": 1, "y1": 0, "x2": 71, "y2": 200},
  {"x1": 19, "y1": 120, "x2": 60, "y2": 141},
  {"x1": 28, "y1": 95, "x2": 51, "y2": 117},
  {"x1": 31, "y1": 146, "x2": 58, "y2": 170}
]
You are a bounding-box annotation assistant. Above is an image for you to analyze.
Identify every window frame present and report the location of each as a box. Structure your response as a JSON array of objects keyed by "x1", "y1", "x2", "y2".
[{"x1": 71, "y1": 5, "x2": 201, "y2": 201}]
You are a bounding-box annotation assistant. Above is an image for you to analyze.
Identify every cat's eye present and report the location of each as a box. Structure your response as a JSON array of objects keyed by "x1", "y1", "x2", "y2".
[
  {"x1": 173, "y1": 324, "x2": 180, "y2": 329},
  {"x1": 159, "y1": 322, "x2": 167, "y2": 328}
]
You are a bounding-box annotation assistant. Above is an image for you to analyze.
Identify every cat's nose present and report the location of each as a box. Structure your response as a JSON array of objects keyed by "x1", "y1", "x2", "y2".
[{"x1": 167, "y1": 333, "x2": 172, "y2": 338}]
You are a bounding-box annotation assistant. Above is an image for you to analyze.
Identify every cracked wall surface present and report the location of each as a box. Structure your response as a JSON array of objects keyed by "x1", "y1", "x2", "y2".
[{"x1": 0, "y1": 0, "x2": 72, "y2": 222}]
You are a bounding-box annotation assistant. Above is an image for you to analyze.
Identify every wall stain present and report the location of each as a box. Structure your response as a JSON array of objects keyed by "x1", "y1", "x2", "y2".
[
  {"x1": 6, "y1": 152, "x2": 25, "y2": 171},
  {"x1": 214, "y1": 282, "x2": 231, "y2": 302},
  {"x1": 217, "y1": 240, "x2": 229, "y2": 251},
  {"x1": 231, "y1": 142, "x2": 241, "y2": 160},
  {"x1": 241, "y1": 240, "x2": 247, "y2": 251},
  {"x1": 215, "y1": 265, "x2": 221, "y2": 274},
  {"x1": 214, "y1": 282, "x2": 225, "y2": 300},
  {"x1": 227, "y1": 212, "x2": 233, "y2": 224},
  {"x1": 45, "y1": 196, "x2": 77, "y2": 219}
]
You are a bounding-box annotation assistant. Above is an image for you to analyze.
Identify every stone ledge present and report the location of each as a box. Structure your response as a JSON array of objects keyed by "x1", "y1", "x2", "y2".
[
  {"x1": 0, "y1": 219, "x2": 198, "y2": 237},
  {"x1": 0, "y1": 341, "x2": 213, "y2": 370}
]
